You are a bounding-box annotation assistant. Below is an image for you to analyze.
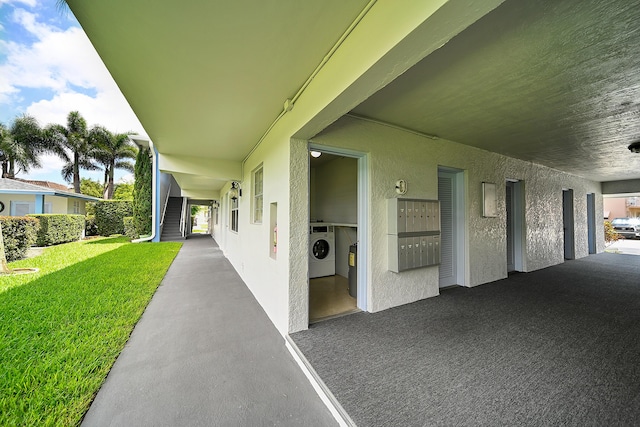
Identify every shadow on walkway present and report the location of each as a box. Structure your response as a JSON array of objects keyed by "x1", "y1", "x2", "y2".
[{"x1": 82, "y1": 235, "x2": 335, "y2": 427}]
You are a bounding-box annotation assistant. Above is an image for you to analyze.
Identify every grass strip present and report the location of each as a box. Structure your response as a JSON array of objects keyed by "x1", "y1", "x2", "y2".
[{"x1": 0, "y1": 236, "x2": 181, "y2": 426}]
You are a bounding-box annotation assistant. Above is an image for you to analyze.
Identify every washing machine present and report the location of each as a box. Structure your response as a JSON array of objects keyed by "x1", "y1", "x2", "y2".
[{"x1": 309, "y1": 224, "x2": 335, "y2": 278}]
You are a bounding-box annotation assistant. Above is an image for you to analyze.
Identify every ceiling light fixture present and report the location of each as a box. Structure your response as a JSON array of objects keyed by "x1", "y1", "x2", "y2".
[
  {"x1": 628, "y1": 141, "x2": 640, "y2": 153},
  {"x1": 310, "y1": 151, "x2": 322, "y2": 158}
]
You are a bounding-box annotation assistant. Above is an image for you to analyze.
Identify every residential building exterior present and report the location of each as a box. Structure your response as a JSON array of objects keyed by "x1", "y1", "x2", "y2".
[
  {"x1": 0, "y1": 178, "x2": 98, "y2": 217},
  {"x1": 68, "y1": 0, "x2": 640, "y2": 337}
]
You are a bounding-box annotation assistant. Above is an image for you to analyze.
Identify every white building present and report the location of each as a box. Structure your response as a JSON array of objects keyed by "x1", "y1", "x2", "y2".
[{"x1": 69, "y1": 0, "x2": 640, "y2": 334}]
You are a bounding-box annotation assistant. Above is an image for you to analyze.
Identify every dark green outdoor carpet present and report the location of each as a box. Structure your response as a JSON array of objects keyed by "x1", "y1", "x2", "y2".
[{"x1": 291, "y1": 253, "x2": 640, "y2": 426}]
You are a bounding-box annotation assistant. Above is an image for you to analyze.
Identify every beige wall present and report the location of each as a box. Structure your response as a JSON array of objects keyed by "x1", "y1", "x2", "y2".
[
  {"x1": 0, "y1": 194, "x2": 87, "y2": 216},
  {"x1": 0, "y1": 194, "x2": 35, "y2": 215}
]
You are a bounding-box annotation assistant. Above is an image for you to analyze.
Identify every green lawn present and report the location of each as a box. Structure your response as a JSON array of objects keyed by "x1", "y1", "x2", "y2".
[{"x1": 0, "y1": 236, "x2": 182, "y2": 426}]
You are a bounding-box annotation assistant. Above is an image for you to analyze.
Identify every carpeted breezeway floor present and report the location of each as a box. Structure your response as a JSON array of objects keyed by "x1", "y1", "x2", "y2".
[{"x1": 291, "y1": 253, "x2": 640, "y2": 426}]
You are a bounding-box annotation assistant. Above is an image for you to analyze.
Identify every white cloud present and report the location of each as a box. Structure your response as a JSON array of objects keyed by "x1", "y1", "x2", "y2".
[
  {"x1": 27, "y1": 90, "x2": 145, "y2": 134},
  {"x1": 1, "y1": 9, "x2": 112, "y2": 93},
  {"x1": 117, "y1": 173, "x2": 134, "y2": 184},
  {"x1": 17, "y1": 152, "x2": 66, "y2": 181},
  {"x1": 0, "y1": 7, "x2": 146, "y2": 135},
  {"x1": 0, "y1": 0, "x2": 37, "y2": 7}
]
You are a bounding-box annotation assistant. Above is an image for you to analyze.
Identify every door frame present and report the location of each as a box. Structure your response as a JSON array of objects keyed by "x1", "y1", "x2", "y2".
[
  {"x1": 506, "y1": 179, "x2": 525, "y2": 272},
  {"x1": 562, "y1": 189, "x2": 575, "y2": 260},
  {"x1": 308, "y1": 143, "x2": 369, "y2": 311},
  {"x1": 438, "y1": 167, "x2": 466, "y2": 287},
  {"x1": 586, "y1": 193, "x2": 596, "y2": 254}
]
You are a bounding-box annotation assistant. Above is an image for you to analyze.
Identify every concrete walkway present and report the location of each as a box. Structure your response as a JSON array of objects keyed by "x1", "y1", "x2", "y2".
[
  {"x1": 605, "y1": 238, "x2": 640, "y2": 255},
  {"x1": 82, "y1": 234, "x2": 336, "y2": 427}
]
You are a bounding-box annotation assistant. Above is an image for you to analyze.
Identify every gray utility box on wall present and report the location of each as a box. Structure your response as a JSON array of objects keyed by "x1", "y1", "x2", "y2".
[{"x1": 387, "y1": 198, "x2": 441, "y2": 272}]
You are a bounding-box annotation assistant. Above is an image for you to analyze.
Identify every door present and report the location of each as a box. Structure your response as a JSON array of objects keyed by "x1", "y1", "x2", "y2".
[
  {"x1": 506, "y1": 183, "x2": 515, "y2": 271},
  {"x1": 587, "y1": 193, "x2": 596, "y2": 254},
  {"x1": 438, "y1": 168, "x2": 464, "y2": 287},
  {"x1": 506, "y1": 180, "x2": 524, "y2": 272},
  {"x1": 563, "y1": 189, "x2": 575, "y2": 260}
]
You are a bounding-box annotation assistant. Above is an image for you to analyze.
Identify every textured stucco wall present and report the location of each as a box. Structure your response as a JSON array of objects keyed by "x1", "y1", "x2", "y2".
[
  {"x1": 289, "y1": 138, "x2": 310, "y2": 333},
  {"x1": 213, "y1": 132, "x2": 292, "y2": 335},
  {"x1": 308, "y1": 116, "x2": 603, "y2": 314}
]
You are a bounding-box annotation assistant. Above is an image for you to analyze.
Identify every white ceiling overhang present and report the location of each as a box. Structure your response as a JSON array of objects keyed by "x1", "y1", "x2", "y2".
[{"x1": 68, "y1": 0, "x2": 640, "y2": 192}]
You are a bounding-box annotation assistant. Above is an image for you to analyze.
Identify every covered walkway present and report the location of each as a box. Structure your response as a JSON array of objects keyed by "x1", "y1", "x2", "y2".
[
  {"x1": 291, "y1": 253, "x2": 640, "y2": 426},
  {"x1": 81, "y1": 234, "x2": 335, "y2": 426}
]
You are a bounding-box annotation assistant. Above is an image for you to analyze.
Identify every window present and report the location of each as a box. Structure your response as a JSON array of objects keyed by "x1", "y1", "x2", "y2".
[
  {"x1": 11, "y1": 201, "x2": 31, "y2": 216},
  {"x1": 252, "y1": 165, "x2": 263, "y2": 223},
  {"x1": 73, "y1": 200, "x2": 81, "y2": 214},
  {"x1": 230, "y1": 197, "x2": 239, "y2": 233},
  {"x1": 10, "y1": 201, "x2": 52, "y2": 216}
]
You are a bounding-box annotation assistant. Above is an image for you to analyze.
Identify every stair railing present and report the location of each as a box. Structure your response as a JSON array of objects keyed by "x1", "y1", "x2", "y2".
[
  {"x1": 159, "y1": 180, "x2": 172, "y2": 237},
  {"x1": 179, "y1": 197, "x2": 188, "y2": 238}
]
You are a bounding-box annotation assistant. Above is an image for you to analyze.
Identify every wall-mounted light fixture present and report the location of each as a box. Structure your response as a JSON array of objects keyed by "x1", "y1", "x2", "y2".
[
  {"x1": 395, "y1": 179, "x2": 407, "y2": 195},
  {"x1": 628, "y1": 141, "x2": 640, "y2": 153},
  {"x1": 310, "y1": 150, "x2": 322, "y2": 158},
  {"x1": 229, "y1": 181, "x2": 241, "y2": 200}
]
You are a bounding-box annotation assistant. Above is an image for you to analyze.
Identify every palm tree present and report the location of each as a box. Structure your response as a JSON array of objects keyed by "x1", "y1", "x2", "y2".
[
  {"x1": 0, "y1": 115, "x2": 47, "y2": 178},
  {"x1": 45, "y1": 111, "x2": 99, "y2": 193},
  {"x1": 89, "y1": 126, "x2": 137, "y2": 199}
]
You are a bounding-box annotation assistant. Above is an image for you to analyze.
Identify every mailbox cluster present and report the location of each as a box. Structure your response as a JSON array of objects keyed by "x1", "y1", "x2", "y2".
[{"x1": 387, "y1": 198, "x2": 441, "y2": 272}]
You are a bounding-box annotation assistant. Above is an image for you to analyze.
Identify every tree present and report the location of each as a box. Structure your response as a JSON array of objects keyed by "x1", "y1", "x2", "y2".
[
  {"x1": 45, "y1": 111, "x2": 99, "y2": 193},
  {"x1": 80, "y1": 178, "x2": 104, "y2": 198},
  {"x1": 113, "y1": 182, "x2": 134, "y2": 200},
  {"x1": 0, "y1": 115, "x2": 48, "y2": 178},
  {"x1": 89, "y1": 126, "x2": 137, "y2": 199},
  {"x1": 133, "y1": 146, "x2": 152, "y2": 236}
]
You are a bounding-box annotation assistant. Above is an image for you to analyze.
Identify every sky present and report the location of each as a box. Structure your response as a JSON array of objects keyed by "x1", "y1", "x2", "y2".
[{"x1": 0, "y1": 0, "x2": 146, "y2": 185}]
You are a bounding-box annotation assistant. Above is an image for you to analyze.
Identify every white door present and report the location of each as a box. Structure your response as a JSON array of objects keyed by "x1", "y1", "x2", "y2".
[
  {"x1": 506, "y1": 180, "x2": 524, "y2": 272},
  {"x1": 438, "y1": 168, "x2": 464, "y2": 287}
]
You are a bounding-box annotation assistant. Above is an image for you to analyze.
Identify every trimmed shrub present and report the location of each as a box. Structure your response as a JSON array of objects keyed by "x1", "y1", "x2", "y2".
[
  {"x1": 123, "y1": 216, "x2": 137, "y2": 240},
  {"x1": 0, "y1": 216, "x2": 39, "y2": 262},
  {"x1": 85, "y1": 215, "x2": 98, "y2": 236},
  {"x1": 94, "y1": 200, "x2": 133, "y2": 236},
  {"x1": 29, "y1": 214, "x2": 85, "y2": 246},
  {"x1": 133, "y1": 146, "x2": 152, "y2": 237},
  {"x1": 85, "y1": 201, "x2": 96, "y2": 216}
]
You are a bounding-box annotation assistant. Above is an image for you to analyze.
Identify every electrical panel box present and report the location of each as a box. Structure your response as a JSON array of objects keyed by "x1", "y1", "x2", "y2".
[{"x1": 387, "y1": 198, "x2": 441, "y2": 272}]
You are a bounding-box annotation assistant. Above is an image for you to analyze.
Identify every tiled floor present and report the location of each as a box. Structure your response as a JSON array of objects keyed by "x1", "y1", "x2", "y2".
[{"x1": 309, "y1": 275, "x2": 359, "y2": 322}]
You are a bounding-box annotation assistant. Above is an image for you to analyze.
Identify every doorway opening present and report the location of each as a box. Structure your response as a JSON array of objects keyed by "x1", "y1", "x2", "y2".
[
  {"x1": 563, "y1": 189, "x2": 575, "y2": 260},
  {"x1": 307, "y1": 145, "x2": 368, "y2": 323},
  {"x1": 438, "y1": 167, "x2": 466, "y2": 287},
  {"x1": 506, "y1": 180, "x2": 524, "y2": 272},
  {"x1": 587, "y1": 193, "x2": 596, "y2": 254}
]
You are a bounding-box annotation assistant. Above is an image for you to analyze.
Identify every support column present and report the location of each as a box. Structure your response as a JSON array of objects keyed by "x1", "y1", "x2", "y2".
[{"x1": 35, "y1": 194, "x2": 45, "y2": 214}]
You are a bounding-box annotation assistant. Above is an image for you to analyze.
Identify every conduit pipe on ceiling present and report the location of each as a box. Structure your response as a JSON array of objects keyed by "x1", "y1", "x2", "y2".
[
  {"x1": 241, "y1": 0, "x2": 379, "y2": 170},
  {"x1": 346, "y1": 113, "x2": 439, "y2": 140}
]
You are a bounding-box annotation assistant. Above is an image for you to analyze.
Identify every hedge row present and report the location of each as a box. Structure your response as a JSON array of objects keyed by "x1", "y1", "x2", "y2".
[
  {"x1": 85, "y1": 215, "x2": 98, "y2": 237},
  {"x1": 28, "y1": 214, "x2": 85, "y2": 246},
  {"x1": 93, "y1": 200, "x2": 133, "y2": 236},
  {"x1": 123, "y1": 216, "x2": 137, "y2": 240},
  {"x1": 0, "y1": 216, "x2": 39, "y2": 262}
]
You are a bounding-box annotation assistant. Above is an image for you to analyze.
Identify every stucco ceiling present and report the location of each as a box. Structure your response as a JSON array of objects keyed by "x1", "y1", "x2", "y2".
[{"x1": 352, "y1": 0, "x2": 640, "y2": 182}]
